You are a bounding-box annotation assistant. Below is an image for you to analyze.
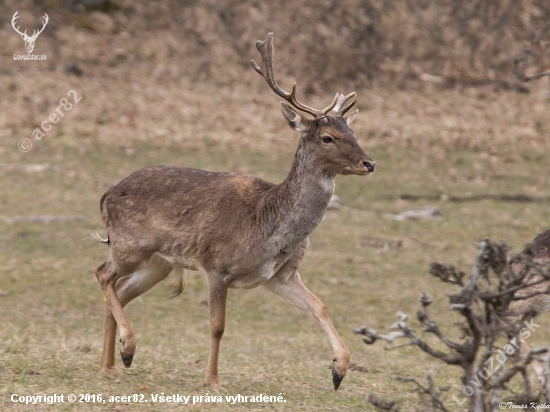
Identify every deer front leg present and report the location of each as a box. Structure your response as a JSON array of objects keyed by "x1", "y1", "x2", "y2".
[
  {"x1": 264, "y1": 272, "x2": 350, "y2": 390},
  {"x1": 205, "y1": 280, "x2": 228, "y2": 388}
]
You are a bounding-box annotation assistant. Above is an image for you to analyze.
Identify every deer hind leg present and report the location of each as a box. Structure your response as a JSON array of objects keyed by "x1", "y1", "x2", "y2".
[
  {"x1": 99, "y1": 255, "x2": 174, "y2": 373},
  {"x1": 204, "y1": 275, "x2": 228, "y2": 388},
  {"x1": 95, "y1": 259, "x2": 136, "y2": 369},
  {"x1": 264, "y1": 271, "x2": 350, "y2": 391}
]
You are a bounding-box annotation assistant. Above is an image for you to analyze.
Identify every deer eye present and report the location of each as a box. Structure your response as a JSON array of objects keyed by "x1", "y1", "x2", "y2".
[{"x1": 321, "y1": 135, "x2": 334, "y2": 144}]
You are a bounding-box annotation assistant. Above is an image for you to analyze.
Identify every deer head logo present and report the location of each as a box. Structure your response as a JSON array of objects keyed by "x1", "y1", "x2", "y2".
[{"x1": 11, "y1": 10, "x2": 49, "y2": 54}]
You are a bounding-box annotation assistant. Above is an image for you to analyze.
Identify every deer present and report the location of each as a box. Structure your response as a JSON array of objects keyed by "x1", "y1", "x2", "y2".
[
  {"x1": 94, "y1": 33, "x2": 375, "y2": 391},
  {"x1": 11, "y1": 10, "x2": 49, "y2": 54}
]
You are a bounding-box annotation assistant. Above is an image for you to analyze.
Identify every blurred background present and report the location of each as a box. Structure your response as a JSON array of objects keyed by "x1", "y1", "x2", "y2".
[
  {"x1": 1, "y1": 0, "x2": 550, "y2": 152},
  {"x1": 1, "y1": 1, "x2": 550, "y2": 411}
]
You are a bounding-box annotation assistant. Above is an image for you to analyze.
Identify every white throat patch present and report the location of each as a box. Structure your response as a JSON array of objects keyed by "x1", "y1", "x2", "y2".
[{"x1": 320, "y1": 176, "x2": 335, "y2": 193}]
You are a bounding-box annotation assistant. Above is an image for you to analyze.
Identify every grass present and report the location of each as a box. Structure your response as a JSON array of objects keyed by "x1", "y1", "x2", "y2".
[
  {"x1": 1, "y1": 129, "x2": 549, "y2": 411},
  {"x1": 2, "y1": 3, "x2": 550, "y2": 409}
]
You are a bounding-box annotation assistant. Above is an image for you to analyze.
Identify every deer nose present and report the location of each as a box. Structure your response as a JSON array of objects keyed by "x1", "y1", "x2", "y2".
[{"x1": 363, "y1": 160, "x2": 375, "y2": 173}]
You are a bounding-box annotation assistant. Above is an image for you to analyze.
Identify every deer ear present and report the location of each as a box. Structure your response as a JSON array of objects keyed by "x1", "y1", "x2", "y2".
[
  {"x1": 280, "y1": 103, "x2": 308, "y2": 132},
  {"x1": 345, "y1": 109, "x2": 358, "y2": 126}
]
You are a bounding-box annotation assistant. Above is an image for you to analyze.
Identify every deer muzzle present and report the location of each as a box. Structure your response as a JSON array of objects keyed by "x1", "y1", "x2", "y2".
[
  {"x1": 363, "y1": 159, "x2": 376, "y2": 173},
  {"x1": 354, "y1": 156, "x2": 376, "y2": 175},
  {"x1": 342, "y1": 157, "x2": 376, "y2": 175}
]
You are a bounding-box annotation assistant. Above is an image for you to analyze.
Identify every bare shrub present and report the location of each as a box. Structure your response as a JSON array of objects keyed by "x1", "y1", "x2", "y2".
[{"x1": 355, "y1": 240, "x2": 550, "y2": 411}]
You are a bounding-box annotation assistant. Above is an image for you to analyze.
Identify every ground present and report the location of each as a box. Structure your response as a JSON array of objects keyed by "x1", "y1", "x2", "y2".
[{"x1": 1, "y1": 58, "x2": 550, "y2": 410}]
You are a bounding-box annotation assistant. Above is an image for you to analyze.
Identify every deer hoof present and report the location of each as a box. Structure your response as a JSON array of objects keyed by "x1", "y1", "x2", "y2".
[
  {"x1": 120, "y1": 352, "x2": 134, "y2": 368},
  {"x1": 332, "y1": 367, "x2": 344, "y2": 391}
]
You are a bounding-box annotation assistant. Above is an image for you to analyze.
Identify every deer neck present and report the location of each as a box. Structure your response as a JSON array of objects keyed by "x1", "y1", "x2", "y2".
[{"x1": 262, "y1": 138, "x2": 335, "y2": 248}]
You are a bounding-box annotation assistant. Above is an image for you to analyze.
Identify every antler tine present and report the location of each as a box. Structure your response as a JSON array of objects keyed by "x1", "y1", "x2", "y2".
[
  {"x1": 251, "y1": 33, "x2": 333, "y2": 119},
  {"x1": 320, "y1": 93, "x2": 340, "y2": 117},
  {"x1": 250, "y1": 34, "x2": 278, "y2": 93},
  {"x1": 332, "y1": 92, "x2": 357, "y2": 117}
]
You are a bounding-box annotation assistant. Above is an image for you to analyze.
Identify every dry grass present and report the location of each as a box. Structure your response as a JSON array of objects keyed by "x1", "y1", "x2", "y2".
[
  {"x1": 1, "y1": 124, "x2": 549, "y2": 411},
  {"x1": 1, "y1": 2, "x2": 550, "y2": 411}
]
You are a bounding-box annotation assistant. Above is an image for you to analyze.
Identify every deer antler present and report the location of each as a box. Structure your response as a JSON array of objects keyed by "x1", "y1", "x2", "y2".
[
  {"x1": 11, "y1": 11, "x2": 27, "y2": 38},
  {"x1": 251, "y1": 33, "x2": 340, "y2": 119},
  {"x1": 332, "y1": 92, "x2": 357, "y2": 117}
]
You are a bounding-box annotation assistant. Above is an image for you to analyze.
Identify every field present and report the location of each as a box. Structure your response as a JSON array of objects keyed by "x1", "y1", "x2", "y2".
[
  {"x1": 2, "y1": 2, "x2": 550, "y2": 411},
  {"x1": 1, "y1": 80, "x2": 550, "y2": 411}
]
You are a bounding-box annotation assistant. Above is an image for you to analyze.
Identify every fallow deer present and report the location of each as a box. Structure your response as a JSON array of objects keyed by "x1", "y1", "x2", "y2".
[{"x1": 94, "y1": 33, "x2": 375, "y2": 390}]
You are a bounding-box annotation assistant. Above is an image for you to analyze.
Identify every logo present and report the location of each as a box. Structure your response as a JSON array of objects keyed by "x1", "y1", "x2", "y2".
[{"x1": 12, "y1": 10, "x2": 48, "y2": 60}]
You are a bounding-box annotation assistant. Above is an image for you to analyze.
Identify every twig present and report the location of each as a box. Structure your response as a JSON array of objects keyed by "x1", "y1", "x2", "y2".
[{"x1": 356, "y1": 238, "x2": 550, "y2": 411}]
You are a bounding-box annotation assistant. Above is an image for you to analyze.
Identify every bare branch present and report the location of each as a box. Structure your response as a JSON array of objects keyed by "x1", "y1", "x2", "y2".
[
  {"x1": 430, "y1": 262, "x2": 465, "y2": 286},
  {"x1": 489, "y1": 347, "x2": 549, "y2": 389},
  {"x1": 356, "y1": 237, "x2": 550, "y2": 410},
  {"x1": 354, "y1": 312, "x2": 462, "y2": 365},
  {"x1": 396, "y1": 374, "x2": 450, "y2": 412}
]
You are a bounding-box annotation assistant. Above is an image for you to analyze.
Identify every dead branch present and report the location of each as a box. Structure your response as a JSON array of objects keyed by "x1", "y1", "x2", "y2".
[
  {"x1": 353, "y1": 312, "x2": 463, "y2": 365},
  {"x1": 429, "y1": 263, "x2": 465, "y2": 286},
  {"x1": 396, "y1": 374, "x2": 450, "y2": 412},
  {"x1": 356, "y1": 239, "x2": 550, "y2": 411}
]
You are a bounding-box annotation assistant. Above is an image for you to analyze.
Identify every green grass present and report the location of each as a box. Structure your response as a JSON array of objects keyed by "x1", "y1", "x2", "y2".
[{"x1": 1, "y1": 139, "x2": 549, "y2": 411}]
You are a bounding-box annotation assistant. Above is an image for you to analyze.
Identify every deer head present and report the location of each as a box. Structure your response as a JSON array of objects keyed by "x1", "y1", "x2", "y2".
[
  {"x1": 12, "y1": 11, "x2": 49, "y2": 54},
  {"x1": 251, "y1": 33, "x2": 375, "y2": 177}
]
